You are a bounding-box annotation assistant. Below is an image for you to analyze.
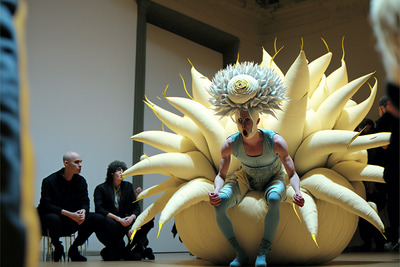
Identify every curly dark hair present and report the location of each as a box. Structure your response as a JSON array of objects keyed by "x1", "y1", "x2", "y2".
[
  {"x1": 378, "y1": 95, "x2": 390, "y2": 107},
  {"x1": 105, "y1": 160, "x2": 127, "y2": 184}
]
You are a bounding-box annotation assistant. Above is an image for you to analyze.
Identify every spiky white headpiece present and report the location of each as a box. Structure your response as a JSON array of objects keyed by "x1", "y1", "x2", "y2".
[{"x1": 208, "y1": 62, "x2": 288, "y2": 118}]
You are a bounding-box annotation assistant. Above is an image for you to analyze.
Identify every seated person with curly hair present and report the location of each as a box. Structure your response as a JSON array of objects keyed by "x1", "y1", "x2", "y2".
[{"x1": 94, "y1": 160, "x2": 141, "y2": 260}]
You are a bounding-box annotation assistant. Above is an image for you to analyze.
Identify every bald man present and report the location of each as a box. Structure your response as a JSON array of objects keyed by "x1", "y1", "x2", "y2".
[{"x1": 38, "y1": 151, "x2": 103, "y2": 261}]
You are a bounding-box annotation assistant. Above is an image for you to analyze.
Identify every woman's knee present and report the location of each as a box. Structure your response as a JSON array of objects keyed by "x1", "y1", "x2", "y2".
[
  {"x1": 214, "y1": 193, "x2": 230, "y2": 213},
  {"x1": 266, "y1": 192, "x2": 281, "y2": 207},
  {"x1": 101, "y1": 217, "x2": 120, "y2": 230},
  {"x1": 43, "y1": 213, "x2": 62, "y2": 223},
  {"x1": 41, "y1": 214, "x2": 63, "y2": 232}
]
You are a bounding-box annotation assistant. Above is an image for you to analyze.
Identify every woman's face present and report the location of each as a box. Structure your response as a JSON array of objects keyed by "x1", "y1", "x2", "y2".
[
  {"x1": 235, "y1": 110, "x2": 260, "y2": 139},
  {"x1": 113, "y1": 167, "x2": 124, "y2": 184}
]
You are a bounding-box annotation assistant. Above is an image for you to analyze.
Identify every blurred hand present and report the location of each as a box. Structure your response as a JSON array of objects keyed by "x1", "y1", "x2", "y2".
[
  {"x1": 73, "y1": 209, "x2": 86, "y2": 225},
  {"x1": 293, "y1": 192, "x2": 305, "y2": 207},
  {"x1": 209, "y1": 192, "x2": 221, "y2": 207},
  {"x1": 135, "y1": 187, "x2": 142, "y2": 196}
]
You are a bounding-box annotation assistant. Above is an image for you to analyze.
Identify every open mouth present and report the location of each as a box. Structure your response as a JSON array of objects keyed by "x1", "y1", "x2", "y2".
[{"x1": 243, "y1": 129, "x2": 248, "y2": 137}]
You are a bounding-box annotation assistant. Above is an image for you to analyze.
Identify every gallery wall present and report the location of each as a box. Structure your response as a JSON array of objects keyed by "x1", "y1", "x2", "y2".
[{"x1": 26, "y1": 0, "x2": 221, "y2": 253}]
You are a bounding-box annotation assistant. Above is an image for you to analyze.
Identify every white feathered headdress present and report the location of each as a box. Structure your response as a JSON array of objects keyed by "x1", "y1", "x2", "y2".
[{"x1": 208, "y1": 62, "x2": 288, "y2": 118}]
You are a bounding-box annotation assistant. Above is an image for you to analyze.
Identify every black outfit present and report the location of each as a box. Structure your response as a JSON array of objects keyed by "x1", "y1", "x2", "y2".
[
  {"x1": 383, "y1": 117, "x2": 399, "y2": 246},
  {"x1": 37, "y1": 168, "x2": 104, "y2": 260},
  {"x1": 95, "y1": 180, "x2": 150, "y2": 260},
  {"x1": 94, "y1": 180, "x2": 140, "y2": 245},
  {"x1": 374, "y1": 111, "x2": 399, "y2": 247},
  {"x1": 373, "y1": 112, "x2": 395, "y2": 167},
  {"x1": 353, "y1": 127, "x2": 386, "y2": 251},
  {"x1": 358, "y1": 187, "x2": 387, "y2": 251}
]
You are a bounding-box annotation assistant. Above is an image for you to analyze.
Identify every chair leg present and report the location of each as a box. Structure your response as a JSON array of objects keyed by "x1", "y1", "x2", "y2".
[
  {"x1": 47, "y1": 230, "x2": 53, "y2": 261},
  {"x1": 64, "y1": 236, "x2": 68, "y2": 257},
  {"x1": 83, "y1": 239, "x2": 87, "y2": 256},
  {"x1": 41, "y1": 236, "x2": 44, "y2": 261}
]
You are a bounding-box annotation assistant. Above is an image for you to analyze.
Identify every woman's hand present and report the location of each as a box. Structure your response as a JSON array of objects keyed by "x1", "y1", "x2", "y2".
[
  {"x1": 209, "y1": 191, "x2": 221, "y2": 207},
  {"x1": 293, "y1": 192, "x2": 305, "y2": 207}
]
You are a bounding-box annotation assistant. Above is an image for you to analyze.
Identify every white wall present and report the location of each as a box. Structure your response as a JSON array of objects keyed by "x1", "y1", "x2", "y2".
[
  {"x1": 27, "y1": 0, "x2": 138, "y2": 252},
  {"x1": 26, "y1": 0, "x2": 221, "y2": 253},
  {"x1": 142, "y1": 23, "x2": 222, "y2": 252}
]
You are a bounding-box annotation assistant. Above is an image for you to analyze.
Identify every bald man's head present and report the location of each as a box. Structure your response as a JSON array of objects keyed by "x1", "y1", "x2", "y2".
[{"x1": 63, "y1": 151, "x2": 82, "y2": 177}]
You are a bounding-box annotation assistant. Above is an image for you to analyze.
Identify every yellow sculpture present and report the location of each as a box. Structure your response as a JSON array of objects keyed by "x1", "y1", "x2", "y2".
[{"x1": 123, "y1": 40, "x2": 390, "y2": 265}]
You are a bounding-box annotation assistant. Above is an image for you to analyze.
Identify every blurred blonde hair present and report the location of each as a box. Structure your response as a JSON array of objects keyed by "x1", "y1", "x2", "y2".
[{"x1": 370, "y1": 0, "x2": 400, "y2": 85}]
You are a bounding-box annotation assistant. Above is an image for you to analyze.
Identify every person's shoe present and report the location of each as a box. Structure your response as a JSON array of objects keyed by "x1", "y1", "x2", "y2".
[
  {"x1": 140, "y1": 237, "x2": 149, "y2": 248},
  {"x1": 384, "y1": 242, "x2": 394, "y2": 251},
  {"x1": 255, "y1": 239, "x2": 272, "y2": 267},
  {"x1": 100, "y1": 247, "x2": 119, "y2": 261},
  {"x1": 229, "y1": 256, "x2": 249, "y2": 267},
  {"x1": 228, "y1": 238, "x2": 248, "y2": 267},
  {"x1": 124, "y1": 244, "x2": 143, "y2": 261},
  {"x1": 68, "y1": 245, "x2": 87, "y2": 261},
  {"x1": 143, "y1": 247, "x2": 155, "y2": 260},
  {"x1": 390, "y1": 242, "x2": 399, "y2": 252},
  {"x1": 53, "y1": 243, "x2": 65, "y2": 262}
]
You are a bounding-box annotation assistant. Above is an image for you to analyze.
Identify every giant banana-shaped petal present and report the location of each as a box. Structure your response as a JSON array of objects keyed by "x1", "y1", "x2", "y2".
[
  {"x1": 136, "y1": 177, "x2": 186, "y2": 201},
  {"x1": 294, "y1": 131, "x2": 390, "y2": 175},
  {"x1": 350, "y1": 181, "x2": 366, "y2": 199},
  {"x1": 265, "y1": 50, "x2": 309, "y2": 157},
  {"x1": 334, "y1": 79, "x2": 378, "y2": 131},
  {"x1": 130, "y1": 189, "x2": 178, "y2": 232},
  {"x1": 122, "y1": 151, "x2": 216, "y2": 181},
  {"x1": 260, "y1": 47, "x2": 284, "y2": 79},
  {"x1": 308, "y1": 52, "x2": 332, "y2": 98},
  {"x1": 145, "y1": 99, "x2": 212, "y2": 162},
  {"x1": 132, "y1": 131, "x2": 197, "y2": 153},
  {"x1": 303, "y1": 108, "x2": 322, "y2": 139},
  {"x1": 331, "y1": 161, "x2": 385, "y2": 183},
  {"x1": 191, "y1": 66, "x2": 212, "y2": 109},
  {"x1": 327, "y1": 150, "x2": 368, "y2": 167},
  {"x1": 166, "y1": 97, "x2": 226, "y2": 168},
  {"x1": 317, "y1": 73, "x2": 373, "y2": 130},
  {"x1": 286, "y1": 187, "x2": 319, "y2": 244},
  {"x1": 325, "y1": 59, "x2": 348, "y2": 94},
  {"x1": 159, "y1": 178, "x2": 214, "y2": 225},
  {"x1": 345, "y1": 99, "x2": 357, "y2": 108},
  {"x1": 308, "y1": 75, "x2": 327, "y2": 111},
  {"x1": 301, "y1": 168, "x2": 384, "y2": 232}
]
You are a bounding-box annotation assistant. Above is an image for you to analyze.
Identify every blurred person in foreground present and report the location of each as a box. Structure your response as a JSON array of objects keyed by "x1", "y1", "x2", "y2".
[{"x1": 370, "y1": 0, "x2": 399, "y2": 251}]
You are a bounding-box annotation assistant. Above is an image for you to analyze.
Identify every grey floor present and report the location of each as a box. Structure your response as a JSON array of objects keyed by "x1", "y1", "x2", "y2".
[{"x1": 38, "y1": 251, "x2": 400, "y2": 267}]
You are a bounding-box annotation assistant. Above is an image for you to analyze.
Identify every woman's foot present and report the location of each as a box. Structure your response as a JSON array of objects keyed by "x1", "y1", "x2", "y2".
[
  {"x1": 228, "y1": 238, "x2": 248, "y2": 267},
  {"x1": 255, "y1": 239, "x2": 271, "y2": 267},
  {"x1": 229, "y1": 256, "x2": 249, "y2": 267},
  {"x1": 53, "y1": 243, "x2": 65, "y2": 262},
  {"x1": 143, "y1": 247, "x2": 155, "y2": 260},
  {"x1": 68, "y1": 245, "x2": 87, "y2": 261}
]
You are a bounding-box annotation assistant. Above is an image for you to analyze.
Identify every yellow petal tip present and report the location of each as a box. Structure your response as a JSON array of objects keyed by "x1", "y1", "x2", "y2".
[
  {"x1": 133, "y1": 198, "x2": 142, "y2": 203},
  {"x1": 311, "y1": 234, "x2": 320, "y2": 248},
  {"x1": 292, "y1": 203, "x2": 302, "y2": 223},
  {"x1": 382, "y1": 232, "x2": 387, "y2": 240},
  {"x1": 187, "y1": 58, "x2": 193, "y2": 68},
  {"x1": 157, "y1": 222, "x2": 163, "y2": 239},
  {"x1": 129, "y1": 229, "x2": 137, "y2": 244}
]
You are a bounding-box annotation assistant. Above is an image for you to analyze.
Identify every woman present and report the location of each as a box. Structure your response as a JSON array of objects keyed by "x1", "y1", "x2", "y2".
[{"x1": 94, "y1": 160, "x2": 141, "y2": 261}]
